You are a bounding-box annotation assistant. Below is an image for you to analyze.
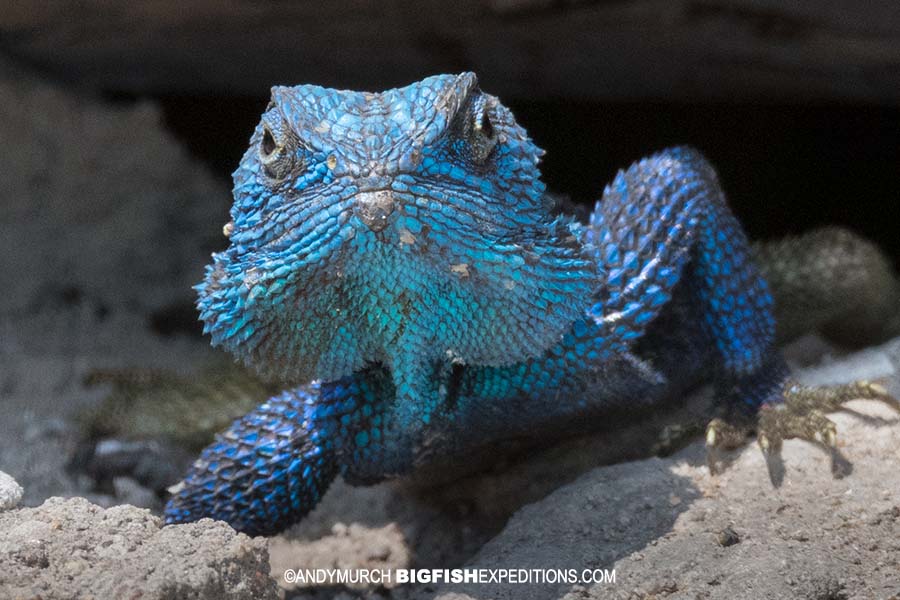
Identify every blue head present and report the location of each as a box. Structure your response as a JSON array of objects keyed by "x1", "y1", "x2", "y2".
[{"x1": 198, "y1": 73, "x2": 595, "y2": 383}]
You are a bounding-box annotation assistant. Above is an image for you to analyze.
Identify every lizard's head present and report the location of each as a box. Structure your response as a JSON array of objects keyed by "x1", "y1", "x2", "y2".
[
  {"x1": 229, "y1": 72, "x2": 546, "y2": 234},
  {"x1": 198, "y1": 73, "x2": 593, "y2": 381}
]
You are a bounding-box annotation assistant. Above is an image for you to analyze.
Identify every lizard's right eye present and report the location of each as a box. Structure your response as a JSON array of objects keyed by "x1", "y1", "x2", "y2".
[
  {"x1": 469, "y1": 105, "x2": 498, "y2": 163},
  {"x1": 452, "y1": 92, "x2": 498, "y2": 166}
]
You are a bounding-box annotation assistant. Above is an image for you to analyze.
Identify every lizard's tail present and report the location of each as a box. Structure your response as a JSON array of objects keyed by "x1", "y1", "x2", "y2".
[
  {"x1": 164, "y1": 383, "x2": 338, "y2": 536},
  {"x1": 753, "y1": 226, "x2": 900, "y2": 347}
]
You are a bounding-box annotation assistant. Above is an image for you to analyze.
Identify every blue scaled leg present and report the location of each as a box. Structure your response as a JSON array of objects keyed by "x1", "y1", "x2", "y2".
[
  {"x1": 164, "y1": 372, "x2": 392, "y2": 536},
  {"x1": 596, "y1": 149, "x2": 900, "y2": 480},
  {"x1": 586, "y1": 146, "x2": 776, "y2": 374}
]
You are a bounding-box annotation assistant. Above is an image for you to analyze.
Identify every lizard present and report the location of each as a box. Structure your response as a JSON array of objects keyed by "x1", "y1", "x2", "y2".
[{"x1": 161, "y1": 73, "x2": 900, "y2": 536}]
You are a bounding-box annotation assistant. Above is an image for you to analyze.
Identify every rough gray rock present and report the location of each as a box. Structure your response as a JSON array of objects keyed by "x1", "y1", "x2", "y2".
[
  {"x1": 0, "y1": 496, "x2": 279, "y2": 600},
  {"x1": 271, "y1": 522, "x2": 411, "y2": 593},
  {"x1": 0, "y1": 471, "x2": 24, "y2": 511},
  {"x1": 262, "y1": 337, "x2": 900, "y2": 600},
  {"x1": 421, "y1": 339, "x2": 900, "y2": 600},
  {"x1": 0, "y1": 57, "x2": 227, "y2": 316}
]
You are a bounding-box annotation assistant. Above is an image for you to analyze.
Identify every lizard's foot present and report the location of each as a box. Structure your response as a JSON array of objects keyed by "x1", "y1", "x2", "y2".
[
  {"x1": 707, "y1": 379, "x2": 899, "y2": 484},
  {"x1": 705, "y1": 416, "x2": 754, "y2": 477}
]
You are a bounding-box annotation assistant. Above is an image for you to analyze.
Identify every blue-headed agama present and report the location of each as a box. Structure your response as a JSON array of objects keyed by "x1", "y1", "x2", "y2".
[{"x1": 164, "y1": 73, "x2": 900, "y2": 536}]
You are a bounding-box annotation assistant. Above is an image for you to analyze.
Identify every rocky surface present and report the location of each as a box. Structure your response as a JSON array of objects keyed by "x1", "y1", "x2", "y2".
[
  {"x1": 426, "y1": 396, "x2": 900, "y2": 600},
  {"x1": 275, "y1": 338, "x2": 900, "y2": 600},
  {"x1": 0, "y1": 470, "x2": 24, "y2": 511},
  {"x1": 0, "y1": 479, "x2": 279, "y2": 600},
  {"x1": 0, "y1": 58, "x2": 226, "y2": 316},
  {"x1": 271, "y1": 522, "x2": 410, "y2": 592}
]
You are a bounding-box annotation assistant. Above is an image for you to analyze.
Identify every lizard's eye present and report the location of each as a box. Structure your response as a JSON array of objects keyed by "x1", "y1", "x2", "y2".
[
  {"x1": 258, "y1": 121, "x2": 298, "y2": 181},
  {"x1": 468, "y1": 101, "x2": 498, "y2": 163},
  {"x1": 261, "y1": 127, "x2": 277, "y2": 158}
]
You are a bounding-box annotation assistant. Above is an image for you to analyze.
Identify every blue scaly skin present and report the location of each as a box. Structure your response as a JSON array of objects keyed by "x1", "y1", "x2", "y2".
[{"x1": 164, "y1": 73, "x2": 899, "y2": 536}]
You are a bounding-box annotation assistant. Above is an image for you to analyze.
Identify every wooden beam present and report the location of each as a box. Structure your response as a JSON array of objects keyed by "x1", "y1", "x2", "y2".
[{"x1": 3, "y1": 0, "x2": 900, "y2": 102}]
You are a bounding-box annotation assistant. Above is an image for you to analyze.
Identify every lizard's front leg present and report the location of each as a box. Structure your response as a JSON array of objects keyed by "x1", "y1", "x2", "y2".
[
  {"x1": 707, "y1": 377, "x2": 900, "y2": 482},
  {"x1": 163, "y1": 356, "x2": 460, "y2": 535},
  {"x1": 164, "y1": 372, "x2": 390, "y2": 536},
  {"x1": 591, "y1": 147, "x2": 900, "y2": 480}
]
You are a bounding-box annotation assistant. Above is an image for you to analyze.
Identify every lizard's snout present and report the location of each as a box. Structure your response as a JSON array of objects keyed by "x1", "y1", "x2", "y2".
[{"x1": 354, "y1": 190, "x2": 396, "y2": 232}]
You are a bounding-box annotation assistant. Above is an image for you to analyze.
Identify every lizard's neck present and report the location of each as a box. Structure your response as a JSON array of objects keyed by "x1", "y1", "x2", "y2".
[{"x1": 199, "y1": 207, "x2": 597, "y2": 384}]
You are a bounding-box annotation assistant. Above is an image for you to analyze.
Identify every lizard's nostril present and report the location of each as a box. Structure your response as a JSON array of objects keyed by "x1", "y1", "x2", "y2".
[{"x1": 354, "y1": 190, "x2": 395, "y2": 232}]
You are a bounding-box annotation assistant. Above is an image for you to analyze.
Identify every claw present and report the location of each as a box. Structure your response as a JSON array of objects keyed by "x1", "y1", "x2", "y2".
[
  {"x1": 706, "y1": 449, "x2": 719, "y2": 475},
  {"x1": 859, "y1": 380, "x2": 900, "y2": 411},
  {"x1": 705, "y1": 425, "x2": 717, "y2": 447},
  {"x1": 705, "y1": 418, "x2": 749, "y2": 476},
  {"x1": 762, "y1": 444, "x2": 785, "y2": 487},
  {"x1": 865, "y1": 381, "x2": 887, "y2": 396},
  {"x1": 823, "y1": 423, "x2": 837, "y2": 447},
  {"x1": 705, "y1": 419, "x2": 723, "y2": 475},
  {"x1": 705, "y1": 377, "x2": 897, "y2": 482}
]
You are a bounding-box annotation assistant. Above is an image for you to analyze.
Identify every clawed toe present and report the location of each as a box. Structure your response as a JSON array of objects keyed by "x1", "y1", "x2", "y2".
[
  {"x1": 707, "y1": 378, "x2": 898, "y2": 483},
  {"x1": 705, "y1": 417, "x2": 752, "y2": 476}
]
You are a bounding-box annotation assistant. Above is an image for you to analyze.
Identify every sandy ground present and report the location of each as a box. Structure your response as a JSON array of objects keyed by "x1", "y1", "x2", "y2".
[{"x1": 1, "y1": 58, "x2": 898, "y2": 600}]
